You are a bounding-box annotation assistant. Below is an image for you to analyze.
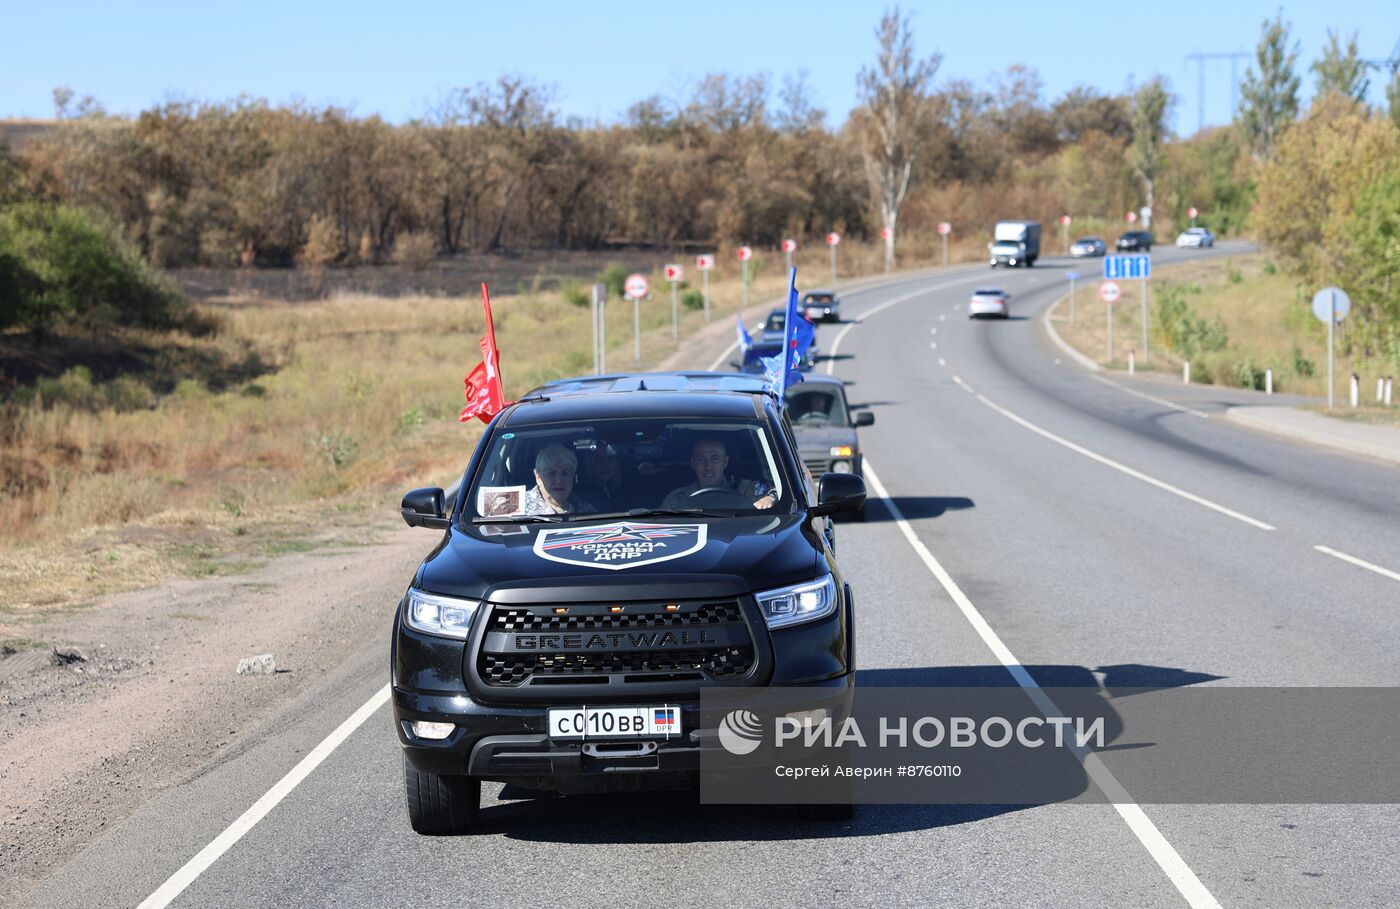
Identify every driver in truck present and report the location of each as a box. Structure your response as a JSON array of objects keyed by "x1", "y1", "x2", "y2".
[{"x1": 661, "y1": 437, "x2": 775, "y2": 510}]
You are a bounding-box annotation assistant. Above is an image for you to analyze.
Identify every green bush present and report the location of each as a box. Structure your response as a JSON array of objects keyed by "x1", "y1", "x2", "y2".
[
  {"x1": 1231, "y1": 358, "x2": 1267, "y2": 390},
  {"x1": 0, "y1": 201, "x2": 188, "y2": 332},
  {"x1": 599, "y1": 263, "x2": 630, "y2": 301},
  {"x1": 681, "y1": 289, "x2": 705, "y2": 310},
  {"x1": 1291, "y1": 344, "x2": 1315, "y2": 378},
  {"x1": 1154, "y1": 284, "x2": 1229, "y2": 360},
  {"x1": 559, "y1": 279, "x2": 590, "y2": 308}
]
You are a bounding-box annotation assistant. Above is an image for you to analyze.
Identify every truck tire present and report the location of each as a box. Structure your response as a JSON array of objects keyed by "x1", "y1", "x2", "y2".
[{"x1": 404, "y1": 756, "x2": 480, "y2": 834}]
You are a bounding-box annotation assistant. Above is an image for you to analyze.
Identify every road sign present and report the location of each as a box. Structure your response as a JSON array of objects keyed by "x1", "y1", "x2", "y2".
[
  {"x1": 624, "y1": 274, "x2": 649, "y2": 300},
  {"x1": 737, "y1": 246, "x2": 753, "y2": 261},
  {"x1": 695, "y1": 254, "x2": 715, "y2": 270},
  {"x1": 781, "y1": 239, "x2": 796, "y2": 253},
  {"x1": 664, "y1": 264, "x2": 683, "y2": 282},
  {"x1": 1104, "y1": 254, "x2": 1151, "y2": 280},
  {"x1": 1125, "y1": 211, "x2": 1137, "y2": 223},
  {"x1": 1100, "y1": 281, "x2": 1121, "y2": 304},
  {"x1": 826, "y1": 232, "x2": 841, "y2": 246},
  {"x1": 1312, "y1": 287, "x2": 1350, "y2": 323},
  {"x1": 937, "y1": 222, "x2": 951, "y2": 236},
  {"x1": 1065, "y1": 271, "x2": 1080, "y2": 281},
  {"x1": 1187, "y1": 206, "x2": 1198, "y2": 219},
  {"x1": 1059, "y1": 215, "x2": 1071, "y2": 226},
  {"x1": 880, "y1": 227, "x2": 893, "y2": 240}
]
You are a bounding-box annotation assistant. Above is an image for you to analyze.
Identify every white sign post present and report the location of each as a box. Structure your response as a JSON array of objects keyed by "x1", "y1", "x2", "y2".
[
  {"x1": 625, "y1": 273, "x2": 649, "y2": 363},
  {"x1": 1065, "y1": 270, "x2": 1080, "y2": 324},
  {"x1": 592, "y1": 283, "x2": 607, "y2": 375},
  {"x1": 1312, "y1": 287, "x2": 1352, "y2": 410},
  {"x1": 737, "y1": 246, "x2": 753, "y2": 309},
  {"x1": 782, "y1": 238, "x2": 796, "y2": 272},
  {"x1": 826, "y1": 232, "x2": 840, "y2": 282},
  {"x1": 1101, "y1": 281, "x2": 1121, "y2": 362},
  {"x1": 880, "y1": 227, "x2": 894, "y2": 273},
  {"x1": 1059, "y1": 214, "x2": 1071, "y2": 255},
  {"x1": 664, "y1": 264, "x2": 683, "y2": 340},
  {"x1": 1188, "y1": 206, "x2": 1198, "y2": 227},
  {"x1": 938, "y1": 222, "x2": 951, "y2": 266},
  {"x1": 695, "y1": 254, "x2": 715, "y2": 322}
]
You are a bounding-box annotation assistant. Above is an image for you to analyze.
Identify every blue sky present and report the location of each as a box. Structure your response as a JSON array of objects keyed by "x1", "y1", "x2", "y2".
[{"x1": 3, "y1": 1, "x2": 1396, "y2": 134}]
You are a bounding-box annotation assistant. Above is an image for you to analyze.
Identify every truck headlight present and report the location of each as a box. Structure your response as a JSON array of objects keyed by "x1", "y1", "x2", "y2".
[
  {"x1": 403, "y1": 589, "x2": 478, "y2": 640},
  {"x1": 829, "y1": 445, "x2": 854, "y2": 457},
  {"x1": 755, "y1": 574, "x2": 837, "y2": 629}
]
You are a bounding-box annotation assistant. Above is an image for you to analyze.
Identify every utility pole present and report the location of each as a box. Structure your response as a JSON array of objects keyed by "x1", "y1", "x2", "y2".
[{"x1": 1185, "y1": 50, "x2": 1250, "y2": 133}]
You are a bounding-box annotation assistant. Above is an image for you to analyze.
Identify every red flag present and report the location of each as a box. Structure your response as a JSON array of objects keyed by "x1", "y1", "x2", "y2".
[{"x1": 458, "y1": 283, "x2": 509, "y2": 423}]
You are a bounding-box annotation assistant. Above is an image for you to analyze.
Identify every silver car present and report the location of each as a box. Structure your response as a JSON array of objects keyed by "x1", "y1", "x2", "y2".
[
  {"x1": 1175, "y1": 227, "x2": 1215, "y2": 248},
  {"x1": 1069, "y1": 236, "x2": 1106, "y2": 257},
  {"x1": 969, "y1": 287, "x2": 1010, "y2": 319}
]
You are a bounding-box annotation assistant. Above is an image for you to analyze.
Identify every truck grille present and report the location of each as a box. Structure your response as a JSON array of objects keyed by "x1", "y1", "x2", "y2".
[
  {"x1": 803, "y1": 456, "x2": 830, "y2": 475},
  {"x1": 477, "y1": 600, "x2": 755, "y2": 687}
]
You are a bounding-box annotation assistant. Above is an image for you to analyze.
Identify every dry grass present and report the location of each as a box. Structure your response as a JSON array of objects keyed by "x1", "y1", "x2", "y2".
[
  {"x1": 1050, "y1": 254, "x2": 1400, "y2": 425},
  {"x1": 4, "y1": 241, "x2": 983, "y2": 611}
]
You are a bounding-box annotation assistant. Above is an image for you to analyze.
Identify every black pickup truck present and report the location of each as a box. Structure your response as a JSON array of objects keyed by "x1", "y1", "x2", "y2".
[{"x1": 392, "y1": 372, "x2": 865, "y2": 833}]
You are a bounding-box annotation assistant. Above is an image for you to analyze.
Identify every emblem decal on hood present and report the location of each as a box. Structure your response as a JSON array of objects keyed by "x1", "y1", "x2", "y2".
[{"x1": 532, "y1": 522, "x2": 707, "y2": 571}]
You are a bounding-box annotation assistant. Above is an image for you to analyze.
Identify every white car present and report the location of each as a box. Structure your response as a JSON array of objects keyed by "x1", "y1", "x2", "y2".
[
  {"x1": 1175, "y1": 227, "x2": 1215, "y2": 248},
  {"x1": 969, "y1": 287, "x2": 1009, "y2": 319}
]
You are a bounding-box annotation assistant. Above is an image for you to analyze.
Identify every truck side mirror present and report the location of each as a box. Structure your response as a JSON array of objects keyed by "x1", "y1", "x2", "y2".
[
  {"x1": 401, "y1": 487, "x2": 451, "y2": 529},
  {"x1": 854, "y1": 411, "x2": 874, "y2": 427},
  {"x1": 811, "y1": 473, "x2": 867, "y2": 517}
]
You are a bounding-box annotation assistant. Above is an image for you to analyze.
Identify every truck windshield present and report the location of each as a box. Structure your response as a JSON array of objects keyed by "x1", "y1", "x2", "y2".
[
  {"x1": 466, "y1": 418, "x2": 791, "y2": 520},
  {"x1": 994, "y1": 223, "x2": 1028, "y2": 242},
  {"x1": 785, "y1": 387, "x2": 849, "y2": 427}
]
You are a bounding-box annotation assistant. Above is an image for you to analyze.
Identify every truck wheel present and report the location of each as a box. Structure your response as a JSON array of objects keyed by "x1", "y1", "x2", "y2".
[{"x1": 404, "y1": 756, "x2": 480, "y2": 834}]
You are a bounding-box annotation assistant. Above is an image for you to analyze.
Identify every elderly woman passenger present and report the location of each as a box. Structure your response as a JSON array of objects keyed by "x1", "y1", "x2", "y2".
[{"x1": 521, "y1": 444, "x2": 595, "y2": 515}]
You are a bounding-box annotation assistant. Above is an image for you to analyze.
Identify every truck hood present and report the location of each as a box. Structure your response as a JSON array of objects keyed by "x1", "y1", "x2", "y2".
[
  {"x1": 793, "y1": 425, "x2": 858, "y2": 455},
  {"x1": 415, "y1": 514, "x2": 823, "y2": 603}
]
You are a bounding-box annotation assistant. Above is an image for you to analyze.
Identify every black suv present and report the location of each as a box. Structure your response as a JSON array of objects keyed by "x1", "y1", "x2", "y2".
[
  {"x1": 392, "y1": 372, "x2": 865, "y2": 833},
  {"x1": 1115, "y1": 231, "x2": 1153, "y2": 251}
]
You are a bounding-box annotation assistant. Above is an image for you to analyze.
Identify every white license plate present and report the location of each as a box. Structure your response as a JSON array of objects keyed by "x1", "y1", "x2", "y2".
[{"x1": 548, "y1": 705, "x2": 682, "y2": 740}]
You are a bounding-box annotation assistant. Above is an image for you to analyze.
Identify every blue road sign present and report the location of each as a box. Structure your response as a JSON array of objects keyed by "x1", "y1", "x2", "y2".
[
  {"x1": 1065, "y1": 271, "x2": 1080, "y2": 281},
  {"x1": 1104, "y1": 255, "x2": 1150, "y2": 280}
]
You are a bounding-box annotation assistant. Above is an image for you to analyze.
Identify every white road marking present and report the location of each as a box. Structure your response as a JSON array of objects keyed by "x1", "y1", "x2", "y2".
[
  {"x1": 937, "y1": 357, "x2": 946, "y2": 367},
  {"x1": 824, "y1": 275, "x2": 986, "y2": 375},
  {"x1": 930, "y1": 326, "x2": 937, "y2": 335},
  {"x1": 930, "y1": 342, "x2": 938, "y2": 350},
  {"x1": 136, "y1": 685, "x2": 392, "y2": 908},
  {"x1": 1314, "y1": 545, "x2": 1400, "y2": 583},
  {"x1": 1087, "y1": 373, "x2": 1209, "y2": 419},
  {"x1": 862, "y1": 461, "x2": 1223, "y2": 909},
  {"x1": 972, "y1": 391, "x2": 1275, "y2": 531},
  {"x1": 952, "y1": 375, "x2": 975, "y2": 394},
  {"x1": 939, "y1": 314, "x2": 946, "y2": 322}
]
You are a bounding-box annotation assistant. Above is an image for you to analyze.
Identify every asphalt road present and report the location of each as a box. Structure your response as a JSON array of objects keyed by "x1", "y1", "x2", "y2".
[{"x1": 19, "y1": 244, "x2": 1400, "y2": 908}]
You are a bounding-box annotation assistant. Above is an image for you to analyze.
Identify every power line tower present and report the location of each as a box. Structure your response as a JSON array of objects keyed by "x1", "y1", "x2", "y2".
[
  {"x1": 1362, "y1": 37, "x2": 1400, "y2": 76},
  {"x1": 1185, "y1": 50, "x2": 1250, "y2": 133}
]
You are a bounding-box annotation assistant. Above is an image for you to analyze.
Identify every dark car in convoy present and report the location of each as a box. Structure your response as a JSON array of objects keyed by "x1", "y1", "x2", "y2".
[
  {"x1": 1116, "y1": 230, "x2": 1153, "y2": 251},
  {"x1": 392, "y1": 372, "x2": 865, "y2": 833},
  {"x1": 740, "y1": 309, "x2": 818, "y2": 373},
  {"x1": 784, "y1": 376, "x2": 873, "y2": 520},
  {"x1": 801, "y1": 290, "x2": 841, "y2": 323}
]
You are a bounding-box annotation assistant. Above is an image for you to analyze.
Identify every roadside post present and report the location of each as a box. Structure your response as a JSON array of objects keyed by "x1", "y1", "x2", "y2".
[
  {"x1": 625, "y1": 273, "x2": 649, "y2": 363},
  {"x1": 1312, "y1": 287, "x2": 1351, "y2": 410},
  {"x1": 1059, "y1": 215, "x2": 1071, "y2": 254},
  {"x1": 664, "y1": 264, "x2": 683, "y2": 341},
  {"x1": 1184, "y1": 361, "x2": 1190, "y2": 385},
  {"x1": 1100, "y1": 280, "x2": 1121, "y2": 362},
  {"x1": 1065, "y1": 270, "x2": 1079, "y2": 323},
  {"x1": 1350, "y1": 374, "x2": 1360, "y2": 408},
  {"x1": 1379, "y1": 378, "x2": 1386, "y2": 404},
  {"x1": 782, "y1": 238, "x2": 796, "y2": 272},
  {"x1": 591, "y1": 283, "x2": 607, "y2": 374},
  {"x1": 1387, "y1": 377, "x2": 1394, "y2": 406},
  {"x1": 1105, "y1": 253, "x2": 1150, "y2": 364},
  {"x1": 737, "y1": 246, "x2": 753, "y2": 309},
  {"x1": 1265, "y1": 367, "x2": 1273, "y2": 395},
  {"x1": 696, "y1": 254, "x2": 715, "y2": 322},
  {"x1": 826, "y1": 232, "x2": 840, "y2": 282},
  {"x1": 938, "y1": 222, "x2": 951, "y2": 266},
  {"x1": 1188, "y1": 206, "x2": 1198, "y2": 227}
]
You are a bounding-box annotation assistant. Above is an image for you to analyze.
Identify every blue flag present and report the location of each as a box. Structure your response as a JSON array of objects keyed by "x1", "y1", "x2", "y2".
[
  {"x1": 766, "y1": 267, "x2": 814, "y2": 398},
  {"x1": 735, "y1": 314, "x2": 753, "y2": 351}
]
